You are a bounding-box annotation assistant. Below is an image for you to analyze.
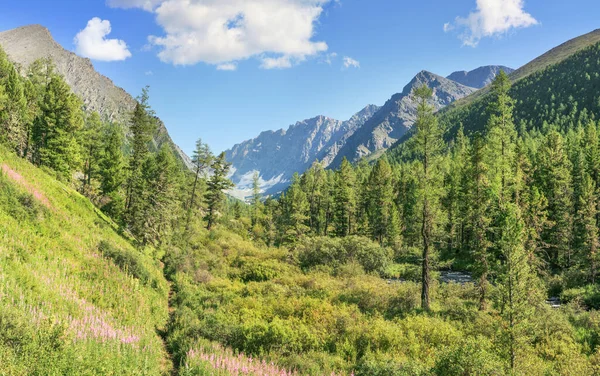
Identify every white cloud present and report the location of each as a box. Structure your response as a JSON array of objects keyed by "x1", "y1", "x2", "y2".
[
  {"x1": 446, "y1": 0, "x2": 538, "y2": 47},
  {"x1": 324, "y1": 52, "x2": 337, "y2": 65},
  {"x1": 107, "y1": 0, "x2": 163, "y2": 11},
  {"x1": 217, "y1": 63, "x2": 237, "y2": 71},
  {"x1": 343, "y1": 56, "x2": 360, "y2": 69},
  {"x1": 260, "y1": 56, "x2": 293, "y2": 69},
  {"x1": 145, "y1": 70, "x2": 154, "y2": 75},
  {"x1": 443, "y1": 23, "x2": 454, "y2": 32},
  {"x1": 109, "y1": 0, "x2": 331, "y2": 69},
  {"x1": 74, "y1": 18, "x2": 132, "y2": 61}
]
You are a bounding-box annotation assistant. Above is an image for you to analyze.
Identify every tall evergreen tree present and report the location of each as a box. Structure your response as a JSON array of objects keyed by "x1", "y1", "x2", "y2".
[
  {"x1": 31, "y1": 74, "x2": 84, "y2": 179},
  {"x1": 486, "y1": 70, "x2": 517, "y2": 203},
  {"x1": 205, "y1": 152, "x2": 234, "y2": 230},
  {"x1": 125, "y1": 87, "x2": 157, "y2": 235},
  {"x1": 495, "y1": 203, "x2": 542, "y2": 371},
  {"x1": 465, "y1": 134, "x2": 492, "y2": 310},
  {"x1": 333, "y1": 158, "x2": 357, "y2": 237},
  {"x1": 413, "y1": 85, "x2": 443, "y2": 311},
  {"x1": 80, "y1": 112, "x2": 104, "y2": 193},
  {"x1": 366, "y1": 158, "x2": 398, "y2": 246},
  {"x1": 186, "y1": 138, "x2": 213, "y2": 231}
]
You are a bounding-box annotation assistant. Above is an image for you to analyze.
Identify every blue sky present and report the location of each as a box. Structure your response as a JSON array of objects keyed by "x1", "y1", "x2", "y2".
[{"x1": 1, "y1": 0, "x2": 599, "y2": 155}]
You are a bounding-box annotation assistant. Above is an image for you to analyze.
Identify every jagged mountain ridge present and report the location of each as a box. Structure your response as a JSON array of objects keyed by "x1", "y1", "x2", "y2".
[
  {"x1": 0, "y1": 24, "x2": 192, "y2": 168},
  {"x1": 328, "y1": 71, "x2": 478, "y2": 168},
  {"x1": 226, "y1": 105, "x2": 380, "y2": 199},
  {"x1": 447, "y1": 65, "x2": 515, "y2": 88},
  {"x1": 226, "y1": 66, "x2": 511, "y2": 198}
]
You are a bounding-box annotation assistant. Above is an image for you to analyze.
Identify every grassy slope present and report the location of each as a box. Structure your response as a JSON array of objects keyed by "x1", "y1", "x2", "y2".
[{"x1": 0, "y1": 147, "x2": 170, "y2": 375}]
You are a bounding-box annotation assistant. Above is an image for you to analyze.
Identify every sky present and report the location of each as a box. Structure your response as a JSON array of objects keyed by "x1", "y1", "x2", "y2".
[{"x1": 1, "y1": 0, "x2": 599, "y2": 155}]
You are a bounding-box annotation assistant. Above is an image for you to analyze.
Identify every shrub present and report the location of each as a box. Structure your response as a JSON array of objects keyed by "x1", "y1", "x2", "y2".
[{"x1": 98, "y1": 241, "x2": 153, "y2": 285}]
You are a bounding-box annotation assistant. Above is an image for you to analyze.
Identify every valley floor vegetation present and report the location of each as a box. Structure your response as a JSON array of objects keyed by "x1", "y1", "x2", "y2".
[{"x1": 2, "y1": 42, "x2": 600, "y2": 375}]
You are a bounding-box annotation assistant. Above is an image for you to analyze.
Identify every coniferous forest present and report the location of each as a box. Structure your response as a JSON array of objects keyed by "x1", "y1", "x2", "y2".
[{"x1": 4, "y1": 37, "x2": 600, "y2": 376}]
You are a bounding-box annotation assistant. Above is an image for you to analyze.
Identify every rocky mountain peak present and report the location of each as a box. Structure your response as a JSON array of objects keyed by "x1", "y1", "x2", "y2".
[
  {"x1": 0, "y1": 24, "x2": 192, "y2": 168},
  {"x1": 447, "y1": 65, "x2": 515, "y2": 88}
]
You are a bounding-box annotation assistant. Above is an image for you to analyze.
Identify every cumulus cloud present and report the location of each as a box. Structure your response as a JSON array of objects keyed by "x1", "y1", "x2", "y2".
[
  {"x1": 446, "y1": 0, "x2": 538, "y2": 47},
  {"x1": 74, "y1": 18, "x2": 132, "y2": 61},
  {"x1": 108, "y1": 0, "x2": 331, "y2": 69},
  {"x1": 343, "y1": 56, "x2": 360, "y2": 69},
  {"x1": 217, "y1": 63, "x2": 237, "y2": 71}
]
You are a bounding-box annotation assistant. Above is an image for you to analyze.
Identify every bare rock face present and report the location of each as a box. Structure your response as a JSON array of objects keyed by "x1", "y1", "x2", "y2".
[
  {"x1": 225, "y1": 105, "x2": 380, "y2": 199},
  {"x1": 0, "y1": 25, "x2": 192, "y2": 168},
  {"x1": 447, "y1": 65, "x2": 515, "y2": 89},
  {"x1": 329, "y1": 71, "x2": 477, "y2": 168}
]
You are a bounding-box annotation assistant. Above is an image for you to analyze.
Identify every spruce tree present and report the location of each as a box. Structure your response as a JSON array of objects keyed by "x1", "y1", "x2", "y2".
[
  {"x1": 465, "y1": 134, "x2": 492, "y2": 310},
  {"x1": 99, "y1": 123, "x2": 126, "y2": 221},
  {"x1": 333, "y1": 157, "x2": 357, "y2": 237},
  {"x1": 80, "y1": 112, "x2": 104, "y2": 193},
  {"x1": 204, "y1": 152, "x2": 234, "y2": 230},
  {"x1": 186, "y1": 138, "x2": 213, "y2": 231},
  {"x1": 413, "y1": 85, "x2": 443, "y2": 311},
  {"x1": 486, "y1": 70, "x2": 517, "y2": 203},
  {"x1": 125, "y1": 87, "x2": 157, "y2": 236},
  {"x1": 495, "y1": 203, "x2": 542, "y2": 371},
  {"x1": 366, "y1": 157, "x2": 397, "y2": 246},
  {"x1": 31, "y1": 74, "x2": 84, "y2": 179}
]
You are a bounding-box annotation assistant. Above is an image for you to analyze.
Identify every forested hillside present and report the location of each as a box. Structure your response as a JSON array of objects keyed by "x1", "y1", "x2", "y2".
[{"x1": 3, "y1": 27, "x2": 600, "y2": 376}]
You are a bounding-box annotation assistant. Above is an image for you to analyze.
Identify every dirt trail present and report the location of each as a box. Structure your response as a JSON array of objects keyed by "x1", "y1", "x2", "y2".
[{"x1": 1, "y1": 163, "x2": 53, "y2": 209}]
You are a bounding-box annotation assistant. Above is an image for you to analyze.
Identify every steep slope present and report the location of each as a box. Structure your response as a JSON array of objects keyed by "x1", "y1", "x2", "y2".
[
  {"x1": 0, "y1": 146, "x2": 170, "y2": 374},
  {"x1": 0, "y1": 24, "x2": 191, "y2": 168},
  {"x1": 330, "y1": 71, "x2": 477, "y2": 168},
  {"x1": 447, "y1": 65, "x2": 514, "y2": 89},
  {"x1": 388, "y1": 31, "x2": 600, "y2": 162},
  {"x1": 445, "y1": 29, "x2": 600, "y2": 111},
  {"x1": 226, "y1": 105, "x2": 379, "y2": 199}
]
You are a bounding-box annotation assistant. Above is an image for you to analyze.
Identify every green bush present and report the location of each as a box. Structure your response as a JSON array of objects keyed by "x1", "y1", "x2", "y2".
[
  {"x1": 296, "y1": 236, "x2": 391, "y2": 275},
  {"x1": 98, "y1": 240, "x2": 154, "y2": 285}
]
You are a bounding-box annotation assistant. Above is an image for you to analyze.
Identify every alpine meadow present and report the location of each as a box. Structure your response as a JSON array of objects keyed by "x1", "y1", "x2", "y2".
[{"x1": 2, "y1": 1, "x2": 600, "y2": 375}]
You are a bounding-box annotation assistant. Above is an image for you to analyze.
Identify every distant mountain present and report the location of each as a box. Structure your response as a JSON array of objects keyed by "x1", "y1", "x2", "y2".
[
  {"x1": 329, "y1": 71, "x2": 477, "y2": 168},
  {"x1": 447, "y1": 66, "x2": 514, "y2": 89},
  {"x1": 226, "y1": 105, "x2": 379, "y2": 199},
  {"x1": 226, "y1": 66, "x2": 514, "y2": 198},
  {"x1": 0, "y1": 25, "x2": 191, "y2": 168}
]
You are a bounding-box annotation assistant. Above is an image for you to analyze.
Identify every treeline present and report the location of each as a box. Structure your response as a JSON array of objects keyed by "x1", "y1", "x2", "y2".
[{"x1": 0, "y1": 48, "x2": 233, "y2": 247}]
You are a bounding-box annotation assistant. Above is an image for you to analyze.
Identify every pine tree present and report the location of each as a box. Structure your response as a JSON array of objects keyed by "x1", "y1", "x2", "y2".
[
  {"x1": 536, "y1": 131, "x2": 573, "y2": 270},
  {"x1": 251, "y1": 171, "x2": 263, "y2": 227},
  {"x1": 31, "y1": 73, "x2": 84, "y2": 179},
  {"x1": 0, "y1": 59, "x2": 28, "y2": 156},
  {"x1": 205, "y1": 152, "x2": 234, "y2": 230},
  {"x1": 486, "y1": 70, "x2": 517, "y2": 203},
  {"x1": 465, "y1": 133, "x2": 492, "y2": 310},
  {"x1": 575, "y1": 173, "x2": 599, "y2": 282},
  {"x1": 99, "y1": 124, "x2": 126, "y2": 196},
  {"x1": 366, "y1": 158, "x2": 397, "y2": 246},
  {"x1": 125, "y1": 87, "x2": 157, "y2": 236},
  {"x1": 413, "y1": 85, "x2": 443, "y2": 311},
  {"x1": 303, "y1": 161, "x2": 327, "y2": 235},
  {"x1": 333, "y1": 157, "x2": 357, "y2": 237},
  {"x1": 186, "y1": 138, "x2": 213, "y2": 231},
  {"x1": 495, "y1": 203, "x2": 542, "y2": 371},
  {"x1": 278, "y1": 173, "x2": 310, "y2": 242},
  {"x1": 143, "y1": 145, "x2": 181, "y2": 245},
  {"x1": 80, "y1": 112, "x2": 104, "y2": 194}
]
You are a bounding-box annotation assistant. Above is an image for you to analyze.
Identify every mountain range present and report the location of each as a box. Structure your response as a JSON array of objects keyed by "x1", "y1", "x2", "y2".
[{"x1": 225, "y1": 65, "x2": 513, "y2": 199}]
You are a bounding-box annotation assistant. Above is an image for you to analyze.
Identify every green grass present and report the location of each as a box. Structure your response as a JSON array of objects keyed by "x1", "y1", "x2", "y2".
[{"x1": 0, "y1": 147, "x2": 170, "y2": 375}]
